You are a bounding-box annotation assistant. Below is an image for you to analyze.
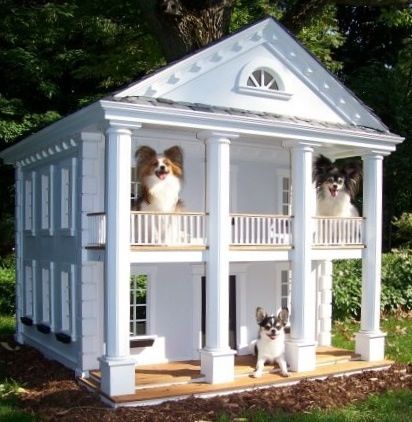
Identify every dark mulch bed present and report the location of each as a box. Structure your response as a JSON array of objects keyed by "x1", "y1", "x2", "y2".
[{"x1": 1, "y1": 336, "x2": 411, "y2": 421}]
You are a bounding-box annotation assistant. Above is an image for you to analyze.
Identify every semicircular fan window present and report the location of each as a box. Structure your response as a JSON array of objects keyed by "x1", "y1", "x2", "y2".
[{"x1": 247, "y1": 69, "x2": 279, "y2": 91}]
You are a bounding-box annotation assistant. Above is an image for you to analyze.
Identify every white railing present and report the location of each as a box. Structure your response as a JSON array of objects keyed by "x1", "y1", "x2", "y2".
[
  {"x1": 87, "y1": 212, "x2": 106, "y2": 246},
  {"x1": 313, "y1": 217, "x2": 364, "y2": 246},
  {"x1": 130, "y1": 212, "x2": 207, "y2": 246},
  {"x1": 87, "y1": 213, "x2": 364, "y2": 249},
  {"x1": 231, "y1": 214, "x2": 293, "y2": 246}
]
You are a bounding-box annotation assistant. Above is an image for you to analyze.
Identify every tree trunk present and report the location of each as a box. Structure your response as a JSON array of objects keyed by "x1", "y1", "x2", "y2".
[{"x1": 138, "y1": 1, "x2": 235, "y2": 61}]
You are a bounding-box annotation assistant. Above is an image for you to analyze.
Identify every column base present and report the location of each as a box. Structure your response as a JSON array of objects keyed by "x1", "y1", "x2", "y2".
[
  {"x1": 285, "y1": 341, "x2": 316, "y2": 372},
  {"x1": 200, "y1": 348, "x2": 236, "y2": 384},
  {"x1": 355, "y1": 331, "x2": 386, "y2": 361},
  {"x1": 99, "y1": 356, "x2": 136, "y2": 396},
  {"x1": 317, "y1": 332, "x2": 331, "y2": 347}
]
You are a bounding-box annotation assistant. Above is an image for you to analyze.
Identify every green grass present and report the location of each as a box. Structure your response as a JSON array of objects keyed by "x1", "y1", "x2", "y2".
[
  {"x1": 218, "y1": 390, "x2": 412, "y2": 421},
  {"x1": 332, "y1": 315, "x2": 412, "y2": 363}
]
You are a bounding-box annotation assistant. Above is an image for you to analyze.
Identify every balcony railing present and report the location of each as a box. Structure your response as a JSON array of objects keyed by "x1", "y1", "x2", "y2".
[
  {"x1": 87, "y1": 213, "x2": 364, "y2": 249},
  {"x1": 130, "y1": 212, "x2": 207, "y2": 246},
  {"x1": 231, "y1": 214, "x2": 293, "y2": 246},
  {"x1": 312, "y1": 217, "x2": 364, "y2": 247}
]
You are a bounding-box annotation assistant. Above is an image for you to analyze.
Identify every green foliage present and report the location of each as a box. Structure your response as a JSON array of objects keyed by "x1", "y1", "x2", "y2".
[
  {"x1": 0, "y1": 315, "x2": 15, "y2": 336},
  {"x1": 0, "y1": 256, "x2": 15, "y2": 316},
  {"x1": 332, "y1": 259, "x2": 362, "y2": 320},
  {"x1": 231, "y1": 2, "x2": 344, "y2": 72},
  {"x1": 130, "y1": 274, "x2": 147, "y2": 304},
  {"x1": 381, "y1": 250, "x2": 412, "y2": 312},
  {"x1": 297, "y1": 4, "x2": 345, "y2": 73},
  {"x1": 392, "y1": 213, "x2": 412, "y2": 248},
  {"x1": 333, "y1": 251, "x2": 412, "y2": 320},
  {"x1": 0, "y1": 0, "x2": 163, "y2": 148},
  {"x1": 0, "y1": 379, "x2": 34, "y2": 422}
]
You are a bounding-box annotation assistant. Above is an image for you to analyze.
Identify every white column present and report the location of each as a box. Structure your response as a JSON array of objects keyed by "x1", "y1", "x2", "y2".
[
  {"x1": 15, "y1": 165, "x2": 24, "y2": 344},
  {"x1": 99, "y1": 124, "x2": 139, "y2": 396},
  {"x1": 317, "y1": 260, "x2": 333, "y2": 346},
  {"x1": 285, "y1": 142, "x2": 317, "y2": 372},
  {"x1": 198, "y1": 131, "x2": 237, "y2": 384},
  {"x1": 355, "y1": 152, "x2": 386, "y2": 361}
]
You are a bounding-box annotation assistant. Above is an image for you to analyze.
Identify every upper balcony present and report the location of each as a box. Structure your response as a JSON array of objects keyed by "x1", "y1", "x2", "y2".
[{"x1": 86, "y1": 212, "x2": 364, "y2": 262}]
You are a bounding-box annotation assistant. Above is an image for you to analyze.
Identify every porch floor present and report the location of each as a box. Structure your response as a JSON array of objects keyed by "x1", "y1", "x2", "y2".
[{"x1": 80, "y1": 347, "x2": 392, "y2": 407}]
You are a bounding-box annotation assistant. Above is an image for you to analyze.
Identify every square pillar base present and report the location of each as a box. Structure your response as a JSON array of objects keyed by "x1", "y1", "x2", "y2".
[
  {"x1": 285, "y1": 341, "x2": 316, "y2": 372},
  {"x1": 99, "y1": 356, "x2": 136, "y2": 396},
  {"x1": 200, "y1": 349, "x2": 236, "y2": 384},
  {"x1": 355, "y1": 331, "x2": 386, "y2": 361}
]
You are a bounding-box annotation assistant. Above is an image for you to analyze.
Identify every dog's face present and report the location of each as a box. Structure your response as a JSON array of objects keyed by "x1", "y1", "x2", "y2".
[
  {"x1": 136, "y1": 145, "x2": 183, "y2": 181},
  {"x1": 313, "y1": 154, "x2": 361, "y2": 199},
  {"x1": 256, "y1": 307, "x2": 289, "y2": 340},
  {"x1": 321, "y1": 169, "x2": 345, "y2": 198}
]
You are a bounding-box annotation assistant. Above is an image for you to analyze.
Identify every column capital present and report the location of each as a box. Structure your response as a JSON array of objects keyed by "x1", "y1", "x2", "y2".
[
  {"x1": 106, "y1": 120, "x2": 142, "y2": 134},
  {"x1": 361, "y1": 151, "x2": 388, "y2": 160},
  {"x1": 282, "y1": 140, "x2": 321, "y2": 151},
  {"x1": 197, "y1": 130, "x2": 239, "y2": 143}
]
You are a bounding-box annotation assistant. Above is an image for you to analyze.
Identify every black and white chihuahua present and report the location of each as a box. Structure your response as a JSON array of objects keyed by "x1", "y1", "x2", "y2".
[
  {"x1": 251, "y1": 307, "x2": 289, "y2": 378},
  {"x1": 313, "y1": 155, "x2": 362, "y2": 217}
]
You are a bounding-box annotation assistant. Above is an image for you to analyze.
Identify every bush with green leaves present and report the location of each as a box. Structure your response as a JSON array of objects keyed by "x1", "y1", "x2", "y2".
[
  {"x1": 392, "y1": 213, "x2": 412, "y2": 248},
  {"x1": 0, "y1": 255, "x2": 16, "y2": 315},
  {"x1": 333, "y1": 250, "x2": 412, "y2": 320}
]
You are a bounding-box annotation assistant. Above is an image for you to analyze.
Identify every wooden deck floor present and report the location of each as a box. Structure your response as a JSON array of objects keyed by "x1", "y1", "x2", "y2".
[{"x1": 80, "y1": 347, "x2": 392, "y2": 407}]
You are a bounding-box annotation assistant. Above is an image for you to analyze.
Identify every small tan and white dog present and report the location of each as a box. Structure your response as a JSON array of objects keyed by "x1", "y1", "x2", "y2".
[
  {"x1": 134, "y1": 145, "x2": 184, "y2": 212},
  {"x1": 251, "y1": 307, "x2": 289, "y2": 378}
]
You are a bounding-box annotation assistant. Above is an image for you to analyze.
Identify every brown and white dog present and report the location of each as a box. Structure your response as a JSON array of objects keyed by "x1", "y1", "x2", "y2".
[{"x1": 134, "y1": 145, "x2": 184, "y2": 212}]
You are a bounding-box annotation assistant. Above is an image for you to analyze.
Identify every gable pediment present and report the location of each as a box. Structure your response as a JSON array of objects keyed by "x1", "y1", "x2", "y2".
[{"x1": 115, "y1": 17, "x2": 387, "y2": 131}]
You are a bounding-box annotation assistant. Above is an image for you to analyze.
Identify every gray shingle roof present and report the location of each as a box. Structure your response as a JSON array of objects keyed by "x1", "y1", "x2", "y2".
[{"x1": 106, "y1": 95, "x2": 393, "y2": 136}]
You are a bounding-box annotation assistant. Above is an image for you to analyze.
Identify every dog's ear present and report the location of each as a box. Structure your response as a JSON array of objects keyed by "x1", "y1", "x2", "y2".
[
  {"x1": 342, "y1": 160, "x2": 362, "y2": 183},
  {"x1": 136, "y1": 146, "x2": 157, "y2": 163},
  {"x1": 256, "y1": 307, "x2": 267, "y2": 324},
  {"x1": 342, "y1": 160, "x2": 362, "y2": 196},
  {"x1": 277, "y1": 307, "x2": 289, "y2": 325},
  {"x1": 164, "y1": 146, "x2": 183, "y2": 167},
  {"x1": 313, "y1": 155, "x2": 333, "y2": 182}
]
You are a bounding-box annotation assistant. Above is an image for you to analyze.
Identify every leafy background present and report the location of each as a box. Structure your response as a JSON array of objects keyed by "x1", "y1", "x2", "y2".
[{"x1": 0, "y1": 1, "x2": 411, "y2": 255}]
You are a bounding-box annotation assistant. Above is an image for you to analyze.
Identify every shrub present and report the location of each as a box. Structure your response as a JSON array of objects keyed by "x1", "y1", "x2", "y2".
[
  {"x1": 0, "y1": 255, "x2": 16, "y2": 315},
  {"x1": 332, "y1": 259, "x2": 362, "y2": 320},
  {"x1": 392, "y1": 213, "x2": 412, "y2": 248},
  {"x1": 333, "y1": 250, "x2": 412, "y2": 320}
]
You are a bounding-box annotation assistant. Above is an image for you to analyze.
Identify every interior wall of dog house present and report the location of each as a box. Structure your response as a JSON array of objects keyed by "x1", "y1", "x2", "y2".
[
  {"x1": 130, "y1": 130, "x2": 292, "y2": 214},
  {"x1": 128, "y1": 261, "x2": 295, "y2": 364}
]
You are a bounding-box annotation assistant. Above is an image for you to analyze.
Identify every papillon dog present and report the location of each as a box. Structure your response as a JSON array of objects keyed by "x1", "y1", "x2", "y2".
[
  {"x1": 134, "y1": 145, "x2": 184, "y2": 212},
  {"x1": 251, "y1": 307, "x2": 289, "y2": 378},
  {"x1": 313, "y1": 155, "x2": 362, "y2": 217}
]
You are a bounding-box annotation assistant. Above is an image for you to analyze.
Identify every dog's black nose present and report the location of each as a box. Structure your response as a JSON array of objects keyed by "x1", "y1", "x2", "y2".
[{"x1": 159, "y1": 165, "x2": 166, "y2": 171}]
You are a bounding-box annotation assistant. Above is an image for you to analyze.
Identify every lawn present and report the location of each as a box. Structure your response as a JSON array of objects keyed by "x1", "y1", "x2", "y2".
[
  {"x1": 332, "y1": 313, "x2": 412, "y2": 363},
  {"x1": 218, "y1": 389, "x2": 412, "y2": 421}
]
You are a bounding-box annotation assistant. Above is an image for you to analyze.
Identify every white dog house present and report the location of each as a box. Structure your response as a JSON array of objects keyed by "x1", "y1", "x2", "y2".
[{"x1": 0, "y1": 17, "x2": 403, "y2": 400}]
